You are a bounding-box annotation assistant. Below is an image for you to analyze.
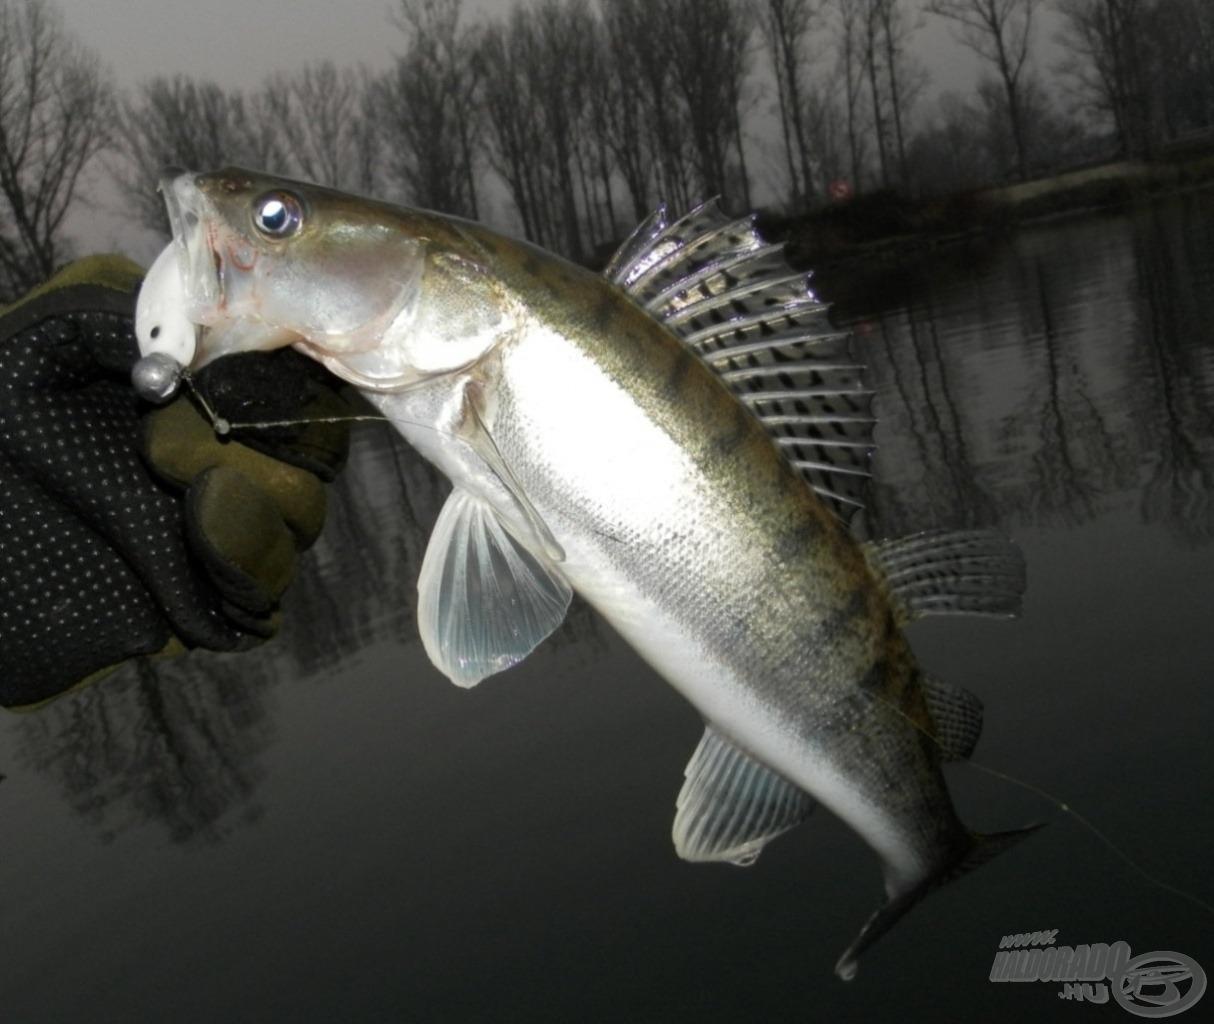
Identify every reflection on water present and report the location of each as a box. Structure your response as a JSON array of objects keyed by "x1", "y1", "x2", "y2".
[
  {"x1": 838, "y1": 195, "x2": 1214, "y2": 546},
  {"x1": 3, "y1": 191, "x2": 1213, "y2": 1022},
  {"x1": 15, "y1": 659, "x2": 275, "y2": 843},
  {"x1": 9, "y1": 413, "x2": 608, "y2": 843},
  {"x1": 10, "y1": 192, "x2": 1214, "y2": 844}
]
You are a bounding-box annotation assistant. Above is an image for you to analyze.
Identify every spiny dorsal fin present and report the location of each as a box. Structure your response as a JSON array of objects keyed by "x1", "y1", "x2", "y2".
[
  {"x1": 673, "y1": 725, "x2": 814, "y2": 866},
  {"x1": 862, "y1": 529, "x2": 1027, "y2": 623},
  {"x1": 605, "y1": 200, "x2": 874, "y2": 528}
]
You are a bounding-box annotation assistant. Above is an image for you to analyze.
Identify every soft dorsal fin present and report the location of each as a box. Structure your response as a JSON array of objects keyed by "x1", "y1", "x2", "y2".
[
  {"x1": 862, "y1": 529, "x2": 1026, "y2": 623},
  {"x1": 673, "y1": 725, "x2": 814, "y2": 866},
  {"x1": 605, "y1": 201, "x2": 874, "y2": 527}
]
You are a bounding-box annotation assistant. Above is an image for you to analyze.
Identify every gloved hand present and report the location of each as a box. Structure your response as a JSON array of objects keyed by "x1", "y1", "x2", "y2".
[{"x1": 0, "y1": 255, "x2": 351, "y2": 710}]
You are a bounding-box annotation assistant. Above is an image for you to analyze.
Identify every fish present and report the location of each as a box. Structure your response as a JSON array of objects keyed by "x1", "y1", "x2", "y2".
[{"x1": 137, "y1": 166, "x2": 1039, "y2": 978}]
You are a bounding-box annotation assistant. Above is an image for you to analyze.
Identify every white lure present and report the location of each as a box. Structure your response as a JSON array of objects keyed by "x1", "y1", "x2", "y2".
[{"x1": 131, "y1": 242, "x2": 196, "y2": 402}]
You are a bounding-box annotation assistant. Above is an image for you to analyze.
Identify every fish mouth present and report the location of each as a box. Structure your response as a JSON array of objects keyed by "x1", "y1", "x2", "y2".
[{"x1": 159, "y1": 167, "x2": 223, "y2": 325}]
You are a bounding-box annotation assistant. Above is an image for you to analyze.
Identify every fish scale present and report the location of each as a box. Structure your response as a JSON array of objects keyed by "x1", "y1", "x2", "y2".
[{"x1": 135, "y1": 167, "x2": 1039, "y2": 979}]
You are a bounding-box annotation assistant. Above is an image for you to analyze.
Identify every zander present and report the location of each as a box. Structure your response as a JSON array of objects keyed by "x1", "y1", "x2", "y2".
[{"x1": 137, "y1": 167, "x2": 1038, "y2": 978}]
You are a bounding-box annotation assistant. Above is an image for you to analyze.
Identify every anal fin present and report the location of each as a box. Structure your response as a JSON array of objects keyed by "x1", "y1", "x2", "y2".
[{"x1": 673, "y1": 726, "x2": 813, "y2": 866}]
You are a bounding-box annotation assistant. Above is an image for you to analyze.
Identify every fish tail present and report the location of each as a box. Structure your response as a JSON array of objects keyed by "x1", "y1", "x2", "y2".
[{"x1": 833, "y1": 822, "x2": 1044, "y2": 981}]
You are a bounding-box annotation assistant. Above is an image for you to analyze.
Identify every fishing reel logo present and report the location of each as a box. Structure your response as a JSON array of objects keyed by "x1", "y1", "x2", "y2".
[{"x1": 990, "y1": 932, "x2": 1206, "y2": 1017}]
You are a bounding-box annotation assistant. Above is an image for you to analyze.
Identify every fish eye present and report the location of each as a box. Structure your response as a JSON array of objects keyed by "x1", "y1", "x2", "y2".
[{"x1": 252, "y1": 191, "x2": 303, "y2": 239}]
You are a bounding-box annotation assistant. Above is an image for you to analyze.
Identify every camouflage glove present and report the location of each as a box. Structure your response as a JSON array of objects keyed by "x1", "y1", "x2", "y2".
[{"x1": 0, "y1": 255, "x2": 351, "y2": 710}]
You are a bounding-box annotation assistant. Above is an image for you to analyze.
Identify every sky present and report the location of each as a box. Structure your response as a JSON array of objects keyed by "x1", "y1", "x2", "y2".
[
  {"x1": 53, "y1": 0, "x2": 505, "y2": 255},
  {"x1": 56, "y1": 0, "x2": 413, "y2": 88},
  {"x1": 53, "y1": 0, "x2": 984, "y2": 94},
  {"x1": 49, "y1": 0, "x2": 995, "y2": 258}
]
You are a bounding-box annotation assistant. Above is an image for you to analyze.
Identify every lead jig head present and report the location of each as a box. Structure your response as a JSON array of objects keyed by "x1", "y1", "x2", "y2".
[{"x1": 131, "y1": 351, "x2": 184, "y2": 403}]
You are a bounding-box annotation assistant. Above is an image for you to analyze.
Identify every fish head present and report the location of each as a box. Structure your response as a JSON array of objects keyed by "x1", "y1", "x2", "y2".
[{"x1": 150, "y1": 167, "x2": 517, "y2": 390}]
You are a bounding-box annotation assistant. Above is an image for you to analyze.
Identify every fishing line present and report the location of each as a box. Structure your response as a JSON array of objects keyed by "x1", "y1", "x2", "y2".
[
  {"x1": 180, "y1": 372, "x2": 448, "y2": 440},
  {"x1": 181, "y1": 371, "x2": 231, "y2": 435},
  {"x1": 868, "y1": 687, "x2": 1214, "y2": 920},
  {"x1": 961, "y1": 756, "x2": 1214, "y2": 917}
]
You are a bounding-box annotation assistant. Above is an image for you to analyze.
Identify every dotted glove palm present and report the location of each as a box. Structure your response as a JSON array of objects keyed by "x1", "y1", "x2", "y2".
[{"x1": 0, "y1": 255, "x2": 351, "y2": 710}]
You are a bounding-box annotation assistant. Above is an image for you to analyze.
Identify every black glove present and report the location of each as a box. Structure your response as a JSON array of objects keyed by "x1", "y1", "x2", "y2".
[{"x1": 0, "y1": 255, "x2": 351, "y2": 710}]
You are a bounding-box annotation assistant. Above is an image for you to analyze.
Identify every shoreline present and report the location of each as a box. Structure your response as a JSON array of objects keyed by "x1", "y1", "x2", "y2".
[{"x1": 759, "y1": 143, "x2": 1214, "y2": 273}]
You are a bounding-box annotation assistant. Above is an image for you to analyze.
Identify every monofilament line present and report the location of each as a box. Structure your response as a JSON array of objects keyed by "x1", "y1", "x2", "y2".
[
  {"x1": 179, "y1": 376, "x2": 446, "y2": 440},
  {"x1": 960, "y1": 756, "x2": 1214, "y2": 919},
  {"x1": 869, "y1": 687, "x2": 1214, "y2": 920},
  {"x1": 182, "y1": 372, "x2": 230, "y2": 435}
]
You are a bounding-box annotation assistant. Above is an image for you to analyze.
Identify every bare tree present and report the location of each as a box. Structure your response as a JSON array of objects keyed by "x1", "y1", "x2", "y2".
[
  {"x1": 865, "y1": 0, "x2": 925, "y2": 189},
  {"x1": 1054, "y1": 0, "x2": 1151, "y2": 156},
  {"x1": 260, "y1": 63, "x2": 378, "y2": 193},
  {"x1": 578, "y1": 23, "x2": 624, "y2": 241},
  {"x1": 371, "y1": 0, "x2": 481, "y2": 217},
  {"x1": 834, "y1": 0, "x2": 872, "y2": 192},
  {"x1": 758, "y1": 0, "x2": 829, "y2": 205},
  {"x1": 659, "y1": 0, "x2": 755, "y2": 209},
  {"x1": 906, "y1": 92, "x2": 992, "y2": 191},
  {"x1": 475, "y1": 6, "x2": 550, "y2": 251},
  {"x1": 0, "y1": 0, "x2": 112, "y2": 299},
  {"x1": 476, "y1": 0, "x2": 622, "y2": 260},
  {"x1": 594, "y1": 0, "x2": 656, "y2": 222},
  {"x1": 861, "y1": 0, "x2": 891, "y2": 187},
  {"x1": 600, "y1": 0, "x2": 697, "y2": 215},
  {"x1": 926, "y1": 0, "x2": 1040, "y2": 181},
  {"x1": 527, "y1": 0, "x2": 596, "y2": 259},
  {"x1": 566, "y1": 16, "x2": 627, "y2": 251},
  {"x1": 110, "y1": 76, "x2": 286, "y2": 236},
  {"x1": 1139, "y1": 0, "x2": 1214, "y2": 141}
]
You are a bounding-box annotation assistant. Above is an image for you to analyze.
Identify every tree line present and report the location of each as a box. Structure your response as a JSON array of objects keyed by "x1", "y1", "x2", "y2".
[{"x1": 1, "y1": 0, "x2": 1212, "y2": 300}]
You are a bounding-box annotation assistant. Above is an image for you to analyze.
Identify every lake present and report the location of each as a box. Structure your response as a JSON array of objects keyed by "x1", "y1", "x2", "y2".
[{"x1": 3, "y1": 191, "x2": 1212, "y2": 1022}]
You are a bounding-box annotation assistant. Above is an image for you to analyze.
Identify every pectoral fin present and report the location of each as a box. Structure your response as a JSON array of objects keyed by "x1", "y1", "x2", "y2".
[
  {"x1": 673, "y1": 726, "x2": 814, "y2": 866},
  {"x1": 457, "y1": 387, "x2": 564, "y2": 563},
  {"x1": 417, "y1": 487, "x2": 572, "y2": 687}
]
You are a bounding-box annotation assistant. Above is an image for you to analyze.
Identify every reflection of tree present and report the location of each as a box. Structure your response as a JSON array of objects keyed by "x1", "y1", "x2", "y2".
[
  {"x1": 285, "y1": 425, "x2": 449, "y2": 674},
  {"x1": 10, "y1": 423, "x2": 606, "y2": 845},
  {"x1": 285, "y1": 423, "x2": 606, "y2": 669},
  {"x1": 1128, "y1": 201, "x2": 1214, "y2": 545},
  {"x1": 847, "y1": 195, "x2": 1214, "y2": 537},
  {"x1": 859, "y1": 279, "x2": 1005, "y2": 539},
  {"x1": 14, "y1": 657, "x2": 275, "y2": 843},
  {"x1": 1005, "y1": 254, "x2": 1131, "y2": 528}
]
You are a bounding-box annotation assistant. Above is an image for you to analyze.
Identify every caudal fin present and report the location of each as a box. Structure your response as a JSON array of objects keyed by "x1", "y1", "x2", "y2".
[{"x1": 833, "y1": 823, "x2": 1044, "y2": 981}]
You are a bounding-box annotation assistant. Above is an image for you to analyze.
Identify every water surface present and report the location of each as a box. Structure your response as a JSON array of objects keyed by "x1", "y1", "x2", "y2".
[{"x1": 3, "y1": 193, "x2": 1213, "y2": 1022}]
